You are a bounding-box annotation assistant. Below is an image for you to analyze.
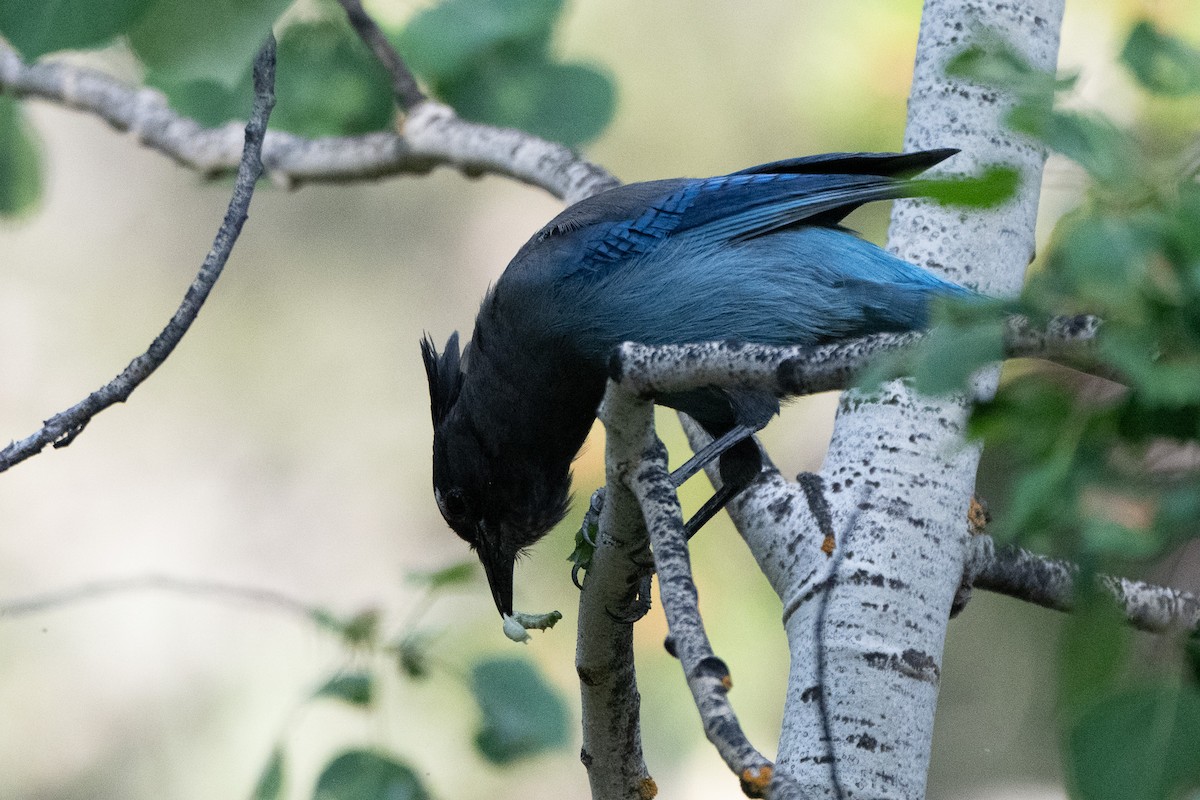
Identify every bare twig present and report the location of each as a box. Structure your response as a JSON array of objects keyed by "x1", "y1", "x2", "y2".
[
  {"x1": 0, "y1": 37, "x2": 278, "y2": 473},
  {"x1": 969, "y1": 538, "x2": 1200, "y2": 633},
  {"x1": 0, "y1": 573, "x2": 316, "y2": 620},
  {"x1": 602, "y1": 384, "x2": 774, "y2": 798},
  {"x1": 0, "y1": 42, "x2": 617, "y2": 201},
  {"x1": 336, "y1": 0, "x2": 426, "y2": 110},
  {"x1": 612, "y1": 315, "x2": 1107, "y2": 401}
]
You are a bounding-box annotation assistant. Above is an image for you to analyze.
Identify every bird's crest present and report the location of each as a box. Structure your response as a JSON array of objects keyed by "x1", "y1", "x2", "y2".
[{"x1": 421, "y1": 332, "x2": 463, "y2": 427}]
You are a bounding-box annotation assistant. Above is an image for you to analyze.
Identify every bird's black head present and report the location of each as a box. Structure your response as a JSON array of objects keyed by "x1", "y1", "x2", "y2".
[{"x1": 421, "y1": 332, "x2": 573, "y2": 617}]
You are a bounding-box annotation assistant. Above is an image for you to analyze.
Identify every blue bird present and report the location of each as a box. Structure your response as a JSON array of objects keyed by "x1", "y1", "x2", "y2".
[{"x1": 422, "y1": 149, "x2": 970, "y2": 616}]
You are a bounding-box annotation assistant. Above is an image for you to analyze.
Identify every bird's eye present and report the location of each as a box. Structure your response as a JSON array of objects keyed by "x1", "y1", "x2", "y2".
[{"x1": 440, "y1": 488, "x2": 468, "y2": 521}]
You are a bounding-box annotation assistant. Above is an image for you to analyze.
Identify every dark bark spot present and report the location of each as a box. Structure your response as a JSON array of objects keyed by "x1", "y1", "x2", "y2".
[{"x1": 851, "y1": 733, "x2": 880, "y2": 752}]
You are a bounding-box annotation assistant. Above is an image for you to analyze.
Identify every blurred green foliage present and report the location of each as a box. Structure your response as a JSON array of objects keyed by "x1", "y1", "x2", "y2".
[
  {"x1": 313, "y1": 671, "x2": 375, "y2": 706},
  {"x1": 1066, "y1": 684, "x2": 1200, "y2": 800},
  {"x1": 0, "y1": 0, "x2": 154, "y2": 58},
  {"x1": 470, "y1": 656, "x2": 571, "y2": 764},
  {"x1": 251, "y1": 748, "x2": 286, "y2": 800},
  {"x1": 129, "y1": 0, "x2": 294, "y2": 87},
  {"x1": 313, "y1": 750, "x2": 428, "y2": 800},
  {"x1": 259, "y1": 562, "x2": 571, "y2": 798},
  {"x1": 394, "y1": 0, "x2": 613, "y2": 145},
  {"x1": 0, "y1": 0, "x2": 614, "y2": 216},
  {"x1": 154, "y1": 19, "x2": 396, "y2": 136},
  {"x1": 0, "y1": 96, "x2": 41, "y2": 216}
]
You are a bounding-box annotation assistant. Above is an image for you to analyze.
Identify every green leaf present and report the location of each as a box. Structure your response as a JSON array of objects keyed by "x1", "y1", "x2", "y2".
[
  {"x1": 969, "y1": 377, "x2": 1075, "y2": 457},
  {"x1": 1154, "y1": 483, "x2": 1200, "y2": 545},
  {"x1": 270, "y1": 19, "x2": 394, "y2": 136},
  {"x1": 1187, "y1": 630, "x2": 1200, "y2": 686},
  {"x1": 945, "y1": 38, "x2": 1074, "y2": 103},
  {"x1": 308, "y1": 608, "x2": 380, "y2": 647},
  {"x1": 394, "y1": 0, "x2": 615, "y2": 146},
  {"x1": 129, "y1": 0, "x2": 292, "y2": 87},
  {"x1": 913, "y1": 165, "x2": 1021, "y2": 208},
  {"x1": 0, "y1": 0, "x2": 155, "y2": 58},
  {"x1": 1002, "y1": 454, "x2": 1076, "y2": 541},
  {"x1": 409, "y1": 560, "x2": 477, "y2": 589},
  {"x1": 442, "y1": 59, "x2": 614, "y2": 147},
  {"x1": 149, "y1": 19, "x2": 395, "y2": 137},
  {"x1": 1007, "y1": 106, "x2": 1140, "y2": 187},
  {"x1": 1058, "y1": 585, "x2": 1130, "y2": 718},
  {"x1": 146, "y1": 74, "x2": 254, "y2": 129},
  {"x1": 340, "y1": 608, "x2": 381, "y2": 647},
  {"x1": 1121, "y1": 21, "x2": 1200, "y2": 97},
  {"x1": 910, "y1": 310, "x2": 1004, "y2": 395},
  {"x1": 0, "y1": 96, "x2": 42, "y2": 216},
  {"x1": 1101, "y1": 328, "x2": 1200, "y2": 407},
  {"x1": 1067, "y1": 684, "x2": 1200, "y2": 800},
  {"x1": 1080, "y1": 517, "x2": 1162, "y2": 559},
  {"x1": 313, "y1": 672, "x2": 374, "y2": 707},
  {"x1": 1041, "y1": 211, "x2": 1157, "y2": 310},
  {"x1": 251, "y1": 747, "x2": 285, "y2": 800},
  {"x1": 395, "y1": 0, "x2": 561, "y2": 79},
  {"x1": 313, "y1": 750, "x2": 428, "y2": 800},
  {"x1": 470, "y1": 657, "x2": 570, "y2": 764},
  {"x1": 396, "y1": 632, "x2": 433, "y2": 680}
]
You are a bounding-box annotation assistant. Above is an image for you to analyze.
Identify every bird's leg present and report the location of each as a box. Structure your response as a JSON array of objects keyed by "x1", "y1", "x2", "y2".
[
  {"x1": 684, "y1": 435, "x2": 765, "y2": 539},
  {"x1": 669, "y1": 423, "x2": 756, "y2": 488},
  {"x1": 683, "y1": 478, "x2": 747, "y2": 539}
]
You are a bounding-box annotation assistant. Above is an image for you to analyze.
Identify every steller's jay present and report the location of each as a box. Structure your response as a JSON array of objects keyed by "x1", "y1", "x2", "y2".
[{"x1": 422, "y1": 149, "x2": 971, "y2": 617}]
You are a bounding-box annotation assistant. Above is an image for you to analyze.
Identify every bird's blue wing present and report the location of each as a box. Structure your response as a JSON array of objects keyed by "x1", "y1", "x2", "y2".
[
  {"x1": 570, "y1": 150, "x2": 956, "y2": 274},
  {"x1": 554, "y1": 225, "x2": 972, "y2": 359},
  {"x1": 729, "y1": 149, "x2": 957, "y2": 177}
]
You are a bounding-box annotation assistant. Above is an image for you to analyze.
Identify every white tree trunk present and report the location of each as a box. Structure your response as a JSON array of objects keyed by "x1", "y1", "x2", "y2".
[{"x1": 722, "y1": 1, "x2": 1065, "y2": 796}]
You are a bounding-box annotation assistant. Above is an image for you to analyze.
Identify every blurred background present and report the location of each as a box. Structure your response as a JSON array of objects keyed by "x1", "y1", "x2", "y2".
[{"x1": 2, "y1": 1, "x2": 1197, "y2": 798}]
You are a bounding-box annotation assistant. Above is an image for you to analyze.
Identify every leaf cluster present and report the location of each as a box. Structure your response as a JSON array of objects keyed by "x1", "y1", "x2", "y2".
[{"x1": 255, "y1": 560, "x2": 570, "y2": 800}]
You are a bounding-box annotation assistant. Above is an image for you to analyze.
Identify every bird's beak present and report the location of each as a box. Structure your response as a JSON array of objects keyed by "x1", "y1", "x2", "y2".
[{"x1": 477, "y1": 536, "x2": 514, "y2": 618}]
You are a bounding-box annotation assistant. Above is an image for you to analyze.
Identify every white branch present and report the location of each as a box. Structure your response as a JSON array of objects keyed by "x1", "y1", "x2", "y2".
[
  {"x1": 612, "y1": 314, "x2": 1105, "y2": 400},
  {"x1": 599, "y1": 385, "x2": 776, "y2": 798},
  {"x1": 0, "y1": 42, "x2": 617, "y2": 202}
]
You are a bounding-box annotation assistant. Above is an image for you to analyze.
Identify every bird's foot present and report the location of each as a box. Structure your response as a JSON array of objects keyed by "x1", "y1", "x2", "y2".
[
  {"x1": 605, "y1": 573, "x2": 654, "y2": 624},
  {"x1": 570, "y1": 488, "x2": 606, "y2": 589}
]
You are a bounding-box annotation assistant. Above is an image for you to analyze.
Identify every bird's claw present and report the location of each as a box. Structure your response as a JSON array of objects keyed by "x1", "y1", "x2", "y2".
[
  {"x1": 604, "y1": 574, "x2": 654, "y2": 623},
  {"x1": 569, "y1": 488, "x2": 607, "y2": 588}
]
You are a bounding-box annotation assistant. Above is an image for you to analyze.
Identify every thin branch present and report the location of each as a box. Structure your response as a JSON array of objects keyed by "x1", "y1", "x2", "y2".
[
  {"x1": 612, "y1": 314, "x2": 1107, "y2": 401},
  {"x1": 601, "y1": 383, "x2": 775, "y2": 798},
  {"x1": 336, "y1": 0, "x2": 426, "y2": 111},
  {"x1": 0, "y1": 42, "x2": 617, "y2": 201},
  {"x1": 0, "y1": 574, "x2": 317, "y2": 620},
  {"x1": 968, "y1": 537, "x2": 1200, "y2": 634},
  {"x1": 0, "y1": 36, "x2": 278, "y2": 473}
]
